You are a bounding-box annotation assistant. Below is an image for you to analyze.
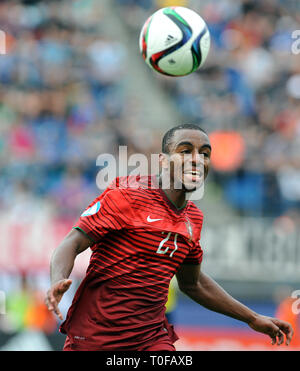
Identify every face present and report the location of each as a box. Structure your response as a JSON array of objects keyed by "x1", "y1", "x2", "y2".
[{"x1": 160, "y1": 129, "x2": 211, "y2": 192}]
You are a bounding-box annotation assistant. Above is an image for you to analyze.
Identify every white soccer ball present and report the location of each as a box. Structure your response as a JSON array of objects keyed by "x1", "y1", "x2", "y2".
[{"x1": 139, "y1": 7, "x2": 211, "y2": 77}]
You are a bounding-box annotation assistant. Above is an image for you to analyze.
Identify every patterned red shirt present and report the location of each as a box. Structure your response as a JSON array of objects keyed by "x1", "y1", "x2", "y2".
[{"x1": 60, "y1": 175, "x2": 204, "y2": 350}]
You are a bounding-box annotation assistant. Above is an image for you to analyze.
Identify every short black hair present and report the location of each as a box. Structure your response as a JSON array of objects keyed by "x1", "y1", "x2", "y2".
[{"x1": 162, "y1": 123, "x2": 207, "y2": 154}]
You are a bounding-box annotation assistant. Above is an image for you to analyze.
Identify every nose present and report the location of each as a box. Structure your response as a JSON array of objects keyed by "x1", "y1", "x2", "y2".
[{"x1": 190, "y1": 152, "x2": 204, "y2": 168}]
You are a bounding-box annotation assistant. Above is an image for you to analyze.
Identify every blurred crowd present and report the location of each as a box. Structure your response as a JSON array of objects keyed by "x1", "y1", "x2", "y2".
[
  {"x1": 117, "y1": 0, "x2": 300, "y2": 218},
  {"x1": 0, "y1": 0, "x2": 300, "y2": 222},
  {"x1": 0, "y1": 0, "x2": 155, "y2": 220},
  {"x1": 0, "y1": 273, "x2": 56, "y2": 334}
]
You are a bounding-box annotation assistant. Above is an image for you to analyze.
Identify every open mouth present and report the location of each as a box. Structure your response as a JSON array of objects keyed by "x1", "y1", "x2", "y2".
[{"x1": 183, "y1": 170, "x2": 203, "y2": 182}]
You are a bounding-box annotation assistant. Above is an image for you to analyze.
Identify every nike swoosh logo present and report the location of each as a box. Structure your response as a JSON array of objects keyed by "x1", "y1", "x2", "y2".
[{"x1": 147, "y1": 216, "x2": 163, "y2": 223}]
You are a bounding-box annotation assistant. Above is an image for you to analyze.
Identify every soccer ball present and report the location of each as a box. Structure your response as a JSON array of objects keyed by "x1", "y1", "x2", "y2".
[{"x1": 139, "y1": 7, "x2": 210, "y2": 77}]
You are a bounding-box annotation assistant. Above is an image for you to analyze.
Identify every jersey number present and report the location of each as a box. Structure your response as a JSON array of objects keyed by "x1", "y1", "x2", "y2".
[{"x1": 156, "y1": 232, "x2": 178, "y2": 258}]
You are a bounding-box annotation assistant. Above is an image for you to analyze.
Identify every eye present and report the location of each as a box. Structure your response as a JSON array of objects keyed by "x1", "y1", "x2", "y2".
[{"x1": 181, "y1": 149, "x2": 191, "y2": 154}]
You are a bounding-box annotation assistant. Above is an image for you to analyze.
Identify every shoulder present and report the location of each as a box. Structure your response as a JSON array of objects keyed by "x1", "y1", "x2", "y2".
[
  {"x1": 186, "y1": 201, "x2": 204, "y2": 238},
  {"x1": 186, "y1": 201, "x2": 204, "y2": 221},
  {"x1": 108, "y1": 175, "x2": 155, "y2": 191},
  {"x1": 107, "y1": 175, "x2": 157, "y2": 203}
]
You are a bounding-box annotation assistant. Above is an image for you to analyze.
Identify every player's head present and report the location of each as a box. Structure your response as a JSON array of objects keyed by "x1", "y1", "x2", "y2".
[{"x1": 160, "y1": 123, "x2": 211, "y2": 192}]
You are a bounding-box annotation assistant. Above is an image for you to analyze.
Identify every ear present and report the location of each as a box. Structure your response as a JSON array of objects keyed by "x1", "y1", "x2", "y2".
[{"x1": 159, "y1": 152, "x2": 170, "y2": 170}]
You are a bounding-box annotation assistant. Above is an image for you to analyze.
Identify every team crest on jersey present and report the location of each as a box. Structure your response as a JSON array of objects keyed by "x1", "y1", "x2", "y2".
[
  {"x1": 185, "y1": 219, "x2": 193, "y2": 242},
  {"x1": 81, "y1": 201, "x2": 101, "y2": 217}
]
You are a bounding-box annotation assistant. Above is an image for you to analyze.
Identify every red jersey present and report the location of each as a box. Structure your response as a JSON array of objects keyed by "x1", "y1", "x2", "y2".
[{"x1": 60, "y1": 175, "x2": 204, "y2": 350}]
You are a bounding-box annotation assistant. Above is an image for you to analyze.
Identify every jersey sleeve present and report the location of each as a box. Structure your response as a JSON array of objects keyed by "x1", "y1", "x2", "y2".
[
  {"x1": 74, "y1": 188, "x2": 131, "y2": 244},
  {"x1": 181, "y1": 239, "x2": 203, "y2": 265}
]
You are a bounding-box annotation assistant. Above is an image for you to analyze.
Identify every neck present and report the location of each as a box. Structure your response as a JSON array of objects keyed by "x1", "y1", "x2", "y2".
[{"x1": 158, "y1": 175, "x2": 187, "y2": 210}]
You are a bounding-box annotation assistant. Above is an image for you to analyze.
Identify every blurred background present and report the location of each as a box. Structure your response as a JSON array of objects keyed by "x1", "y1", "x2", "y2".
[{"x1": 0, "y1": 0, "x2": 300, "y2": 350}]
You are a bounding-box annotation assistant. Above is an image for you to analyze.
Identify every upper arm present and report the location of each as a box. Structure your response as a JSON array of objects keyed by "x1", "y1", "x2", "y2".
[
  {"x1": 176, "y1": 263, "x2": 202, "y2": 292},
  {"x1": 57, "y1": 227, "x2": 93, "y2": 256}
]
